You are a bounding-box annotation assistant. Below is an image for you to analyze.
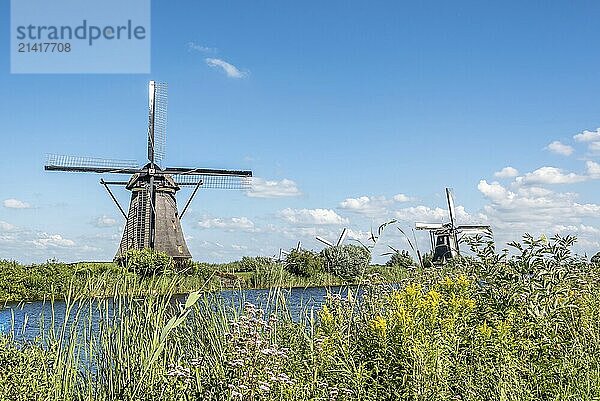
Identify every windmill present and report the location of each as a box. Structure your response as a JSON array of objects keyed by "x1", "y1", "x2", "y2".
[
  {"x1": 415, "y1": 188, "x2": 491, "y2": 265},
  {"x1": 315, "y1": 227, "x2": 349, "y2": 248},
  {"x1": 44, "y1": 81, "x2": 252, "y2": 263}
]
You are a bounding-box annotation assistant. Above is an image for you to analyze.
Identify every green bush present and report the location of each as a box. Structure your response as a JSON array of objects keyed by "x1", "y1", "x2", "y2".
[
  {"x1": 239, "y1": 256, "x2": 274, "y2": 273},
  {"x1": 118, "y1": 248, "x2": 173, "y2": 277},
  {"x1": 592, "y1": 251, "x2": 600, "y2": 265},
  {"x1": 284, "y1": 249, "x2": 324, "y2": 277},
  {"x1": 385, "y1": 250, "x2": 416, "y2": 268},
  {"x1": 321, "y1": 244, "x2": 371, "y2": 280}
]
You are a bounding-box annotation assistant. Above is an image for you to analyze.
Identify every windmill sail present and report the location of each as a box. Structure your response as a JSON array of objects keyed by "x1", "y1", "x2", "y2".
[
  {"x1": 45, "y1": 154, "x2": 139, "y2": 173},
  {"x1": 446, "y1": 188, "x2": 457, "y2": 228},
  {"x1": 147, "y1": 81, "x2": 168, "y2": 166}
]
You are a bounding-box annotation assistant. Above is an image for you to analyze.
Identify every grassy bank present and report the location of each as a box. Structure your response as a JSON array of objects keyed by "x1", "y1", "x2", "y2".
[
  {"x1": 1, "y1": 235, "x2": 600, "y2": 400},
  {"x1": 0, "y1": 258, "x2": 408, "y2": 303}
]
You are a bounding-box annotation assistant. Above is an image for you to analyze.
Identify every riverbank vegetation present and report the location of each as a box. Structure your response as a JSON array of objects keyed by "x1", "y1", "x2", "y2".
[
  {"x1": 1, "y1": 234, "x2": 600, "y2": 400},
  {"x1": 0, "y1": 245, "x2": 413, "y2": 303}
]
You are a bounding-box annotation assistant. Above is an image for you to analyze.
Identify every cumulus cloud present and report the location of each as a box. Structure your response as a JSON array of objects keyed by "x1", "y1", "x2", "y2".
[
  {"x1": 0, "y1": 221, "x2": 15, "y2": 231},
  {"x1": 246, "y1": 178, "x2": 301, "y2": 198},
  {"x1": 546, "y1": 141, "x2": 574, "y2": 156},
  {"x1": 93, "y1": 215, "x2": 118, "y2": 228},
  {"x1": 205, "y1": 58, "x2": 247, "y2": 78},
  {"x1": 589, "y1": 142, "x2": 600, "y2": 154},
  {"x1": 339, "y1": 194, "x2": 411, "y2": 216},
  {"x1": 393, "y1": 194, "x2": 411, "y2": 202},
  {"x1": 494, "y1": 166, "x2": 519, "y2": 178},
  {"x1": 339, "y1": 196, "x2": 390, "y2": 216},
  {"x1": 3, "y1": 198, "x2": 31, "y2": 209},
  {"x1": 573, "y1": 128, "x2": 600, "y2": 142},
  {"x1": 477, "y1": 180, "x2": 600, "y2": 225},
  {"x1": 394, "y1": 205, "x2": 477, "y2": 224},
  {"x1": 279, "y1": 208, "x2": 348, "y2": 226},
  {"x1": 587, "y1": 161, "x2": 600, "y2": 179},
  {"x1": 196, "y1": 216, "x2": 255, "y2": 230},
  {"x1": 516, "y1": 166, "x2": 586, "y2": 185},
  {"x1": 32, "y1": 233, "x2": 75, "y2": 249}
]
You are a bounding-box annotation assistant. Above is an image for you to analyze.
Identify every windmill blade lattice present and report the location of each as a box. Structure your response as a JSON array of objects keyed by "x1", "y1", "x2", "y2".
[
  {"x1": 45, "y1": 154, "x2": 139, "y2": 173},
  {"x1": 147, "y1": 81, "x2": 168, "y2": 166},
  {"x1": 173, "y1": 174, "x2": 252, "y2": 189}
]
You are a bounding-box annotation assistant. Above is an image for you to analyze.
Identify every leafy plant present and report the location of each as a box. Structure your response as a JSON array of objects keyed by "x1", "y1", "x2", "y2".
[
  {"x1": 592, "y1": 251, "x2": 600, "y2": 265},
  {"x1": 118, "y1": 248, "x2": 173, "y2": 277},
  {"x1": 283, "y1": 249, "x2": 324, "y2": 277},
  {"x1": 385, "y1": 250, "x2": 416, "y2": 269},
  {"x1": 321, "y1": 244, "x2": 371, "y2": 280}
]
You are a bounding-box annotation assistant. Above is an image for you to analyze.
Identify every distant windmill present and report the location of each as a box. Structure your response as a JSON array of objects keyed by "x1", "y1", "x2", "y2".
[
  {"x1": 415, "y1": 188, "x2": 491, "y2": 265},
  {"x1": 45, "y1": 81, "x2": 252, "y2": 263},
  {"x1": 316, "y1": 227, "x2": 349, "y2": 248}
]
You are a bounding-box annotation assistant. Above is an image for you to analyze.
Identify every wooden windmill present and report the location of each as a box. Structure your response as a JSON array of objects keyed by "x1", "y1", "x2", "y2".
[
  {"x1": 415, "y1": 188, "x2": 491, "y2": 264},
  {"x1": 45, "y1": 81, "x2": 252, "y2": 262}
]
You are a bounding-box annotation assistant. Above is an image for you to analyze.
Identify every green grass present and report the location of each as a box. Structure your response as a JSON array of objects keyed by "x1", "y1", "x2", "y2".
[
  {"x1": 0, "y1": 258, "x2": 409, "y2": 303},
  {"x1": 2, "y1": 235, "x2": 600, "y2": 400}
]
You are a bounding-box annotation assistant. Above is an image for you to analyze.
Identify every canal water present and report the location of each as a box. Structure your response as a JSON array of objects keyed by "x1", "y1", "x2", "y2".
[{"x1": 0, "y1": 286, "x2": 357, "y2": 342}]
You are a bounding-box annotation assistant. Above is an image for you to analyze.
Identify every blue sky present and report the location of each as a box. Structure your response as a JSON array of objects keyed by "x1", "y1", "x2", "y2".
[{"x1": 1, "y1": 1, "x2": 600, "y2": 263}]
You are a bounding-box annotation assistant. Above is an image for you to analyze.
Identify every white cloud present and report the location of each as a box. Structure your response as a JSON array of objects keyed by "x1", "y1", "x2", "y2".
[
  {"x1": 589, "y1": 142, "x2": 600, "y2": 153},
  {"x1": 93, "y1": 215, "x2": 118, "y2": 228},
  {"x1": 246, "y1": 178, "x2": 301, "y2": 198},
  {"x1": 279, "y1": 208, "x2": 348, "y2": 226},
  {"x1": 393, "y1": 194, "x2": 411, "y2": 202},
  {"x1": 197, "y1": 216, "x2": 255, "y2": 230},
  {"x1": 587, "y1": 161, "x2": 600, "y2": 179},
  {"x1": 573, "y1": 128, "x2": 600, "y2": 142},
  {"x1": 478, "y1": 180, "x2": 600, "y2": 224},
  {"x1": 494, "y1": 166, "x2": 519, "y2": 178},
  {"x1": 516, "y1": 166, "x2": 586, "y2": 185},
  {"x1": 476, "y1": 178, "x2": 600, "y2": 256},
  {"x1": 395, "y1": 203, "x2": 482, "y2": 225},
  {"x1": 205, "y1": 58, "x2": 247, "y2": 78},
  {"x1": 339, "y1": 196, "x2": 390, "y2": 216},
  {"x1": 0, "y1": 221, "x2": 15, "y2": 231},
  {"x1": 339, "y1": 194, "x2": 411, "y2": 216},
  {"x1": 32, "y1": 233, "x2": 75, "y2": 249},
  {"x1": 187, "y1": 42, "x2": 216, "y2": 53},
  {"x1": 546, "y1": 141, "x2": 574, "y2": 156},
  {"x1": 3, "y1": 198, "x2": 31, "y2": 209},
  {"x1": 395, "y1": 206, "x2": 448, "y2": 222}
]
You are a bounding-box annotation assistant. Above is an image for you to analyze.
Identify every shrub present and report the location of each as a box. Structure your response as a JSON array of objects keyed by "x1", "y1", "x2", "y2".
[
  {"x1": 284, "y1": 249, "x2": 324, "y2": 277},
  {"x1": 239, "y1": 256, "x2": 275, "y2": 273},
  {"x1": 118, "y1": 248, "x2": 173, "y2": 277},
  {"x1": 592, "y1": 251, "x2": 600, "y2": 265},
  {"x1": 385, "y1": 250, "x2": 416, "y2": 268},
  {"x1": 321, "y1": 244, "x2": 371, "y2": 280}
]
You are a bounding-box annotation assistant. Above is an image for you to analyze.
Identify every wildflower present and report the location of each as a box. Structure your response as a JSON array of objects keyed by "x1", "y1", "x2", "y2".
[
  {"x1": 442, "y1": 276, "x2": 454, "y2": 287},
  {"x1": 371, "y1": 315, "x2": 387, "y2": 337},
  {"x1": 319, "y1": 305, "x2": 334, "y2": 326},
  {"x1": 405, "y1": 283, "x2": 422, "y2": 298},
  {"x1": 456, "y1": 274, "x2": 471, "y2": 288},
  {"x1": 478, "y1": 321, "x2": 492, "y2": 339}
]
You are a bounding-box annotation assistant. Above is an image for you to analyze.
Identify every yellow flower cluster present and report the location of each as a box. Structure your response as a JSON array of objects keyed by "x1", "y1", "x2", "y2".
[
  {"x1": 319, "y1": 305, "x2": 333, "y2": 327},
  {"x1": 371, "y1": 315, "x2": 387, "y2": 337},
  {"x1": 441, "y1": 274, "x2": 471, "y2": 290}
]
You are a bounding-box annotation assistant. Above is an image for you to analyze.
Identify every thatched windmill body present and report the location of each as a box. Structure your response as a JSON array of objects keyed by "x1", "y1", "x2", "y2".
[{"x1": 45, "y1": 81, "x2": 252, "y2": 262}]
